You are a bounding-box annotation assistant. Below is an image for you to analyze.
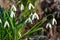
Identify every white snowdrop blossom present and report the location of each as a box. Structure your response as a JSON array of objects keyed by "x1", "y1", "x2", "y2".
[
  {"x1": 46, "y1": 23, "x2": 52, "y2": 29},
  {"x1": 0, "y1": 19, "x2": 2, "y2": 23},
  {"x1": 52, "y1": 18, "x2": 57, "y2": 25},
  {"x1": 21, "y1": 3, "x2": 24, "y2": 11},
  {"x1": 25, "y1": 18, "x2": 33, "y2": 24},
  {"x1": 4, "y1": 20, "x2": 10, "y2": 28},
  {"x1": 11, "y1": 5, "x2": 17, "y2": 11},
  {"x1": 32, "y1": 12, "x2": 39, "y2": 20},
  {"x1": 10, "y1": 11, "x2": 15, "y2": 18},
  {"x1": 29, "y1": 3, "x2": 35, "y2": 10}
]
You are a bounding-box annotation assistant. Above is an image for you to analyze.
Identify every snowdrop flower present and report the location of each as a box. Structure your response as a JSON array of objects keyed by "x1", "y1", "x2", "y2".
[
  {"x1": 32, "y1": 12, "x2": 39, "y2": 20},
  {"x1": 46, "y1": 23, "x2": 52, "y2": 29},
  {"x1": 0, "y1": 19, "x2": 2, "y2": 23},
  {"x1": 25, "y1": 17, "x2": 33, "y2": 24},
  {"x1": 21, "y1": 3, "x2": 24, "y2": 11},
  {"x1": 52, "y1": 18, "x2": 57, "y2": 25},
  {"x1": 10, "y1": 11, "x2": 15, "y2": 18},
  {"x1": 4, "y1": 20, "x2": 10, "y2": 28},
  {"x1": 11, "y1": 5, "x2": 17, "y2": 11},
  {"x1": 28, "y1": 3, "x2": 35, "y2": 10}
]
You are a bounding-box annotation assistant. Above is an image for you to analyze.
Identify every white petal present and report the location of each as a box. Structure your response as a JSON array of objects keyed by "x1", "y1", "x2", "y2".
[
  {"x1": 32, "y1": 14, "x2": 35, "y2": 20},
  {"x1": 29, "y1": 3, "x2": 35, "y2": 10},
  {"x1": 34, "y1": 12, "x2": 39, "y2": 20},
  {"x1": 52, "y1": 18, "x2": 57, "y2": 25},
  {"x1": 21, "y1": 4, "x2": 24, "y2": 11},
  {"x1": 25, "y1": 18, "x2": 33, "y2": 24},
  {"x1": 4, "y1": 21, "x2": 10, "y2": 28},
  {"x1": 32, "y1": 12, "x2": 39, "y2": 20},
  {"x1": 46, "y1": 23, "x2": 52, "y2": 29},
  {"x1": 0, "y1": 19, "x2": 2, "y2": 23},
  {"x1": 29, "y1": 18, "x2": 33, "y2": 24},
  {"x1": 10, "y1": 11, "x2": 15, "y2": 18},
  {"x1": 11, "y1": 5, "x2": 17, "y2": 11}
]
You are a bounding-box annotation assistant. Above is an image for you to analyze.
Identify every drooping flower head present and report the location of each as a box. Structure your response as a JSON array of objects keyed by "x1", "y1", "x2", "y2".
[
  {"x1": 46, "y1": 23, "x2": 52, "y2": 29},
  {"x1": 25, "y1": 17, "x2": 33, "y2": 24},
  {"x1": 4, "y1": 20, "x2": 10, "y2": 28},
  {"x1": 10, "y1": 11, "x2": 15, "y2": 18},
  {"x1": 21, "y1": 3, "x2": 24, "y2": 11},
  {"x1": 28, "y1": 3, "x2": 35, "y2": 10},
  {"x1": 52, "y1": 18, "x2": 57, "y2": 25},
  {"x1": 32, "y1": 12, "x2": 39, "y2": 20},
  {"x1": 11, "y1": 5, "x2": 17, "y2": 11}
]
